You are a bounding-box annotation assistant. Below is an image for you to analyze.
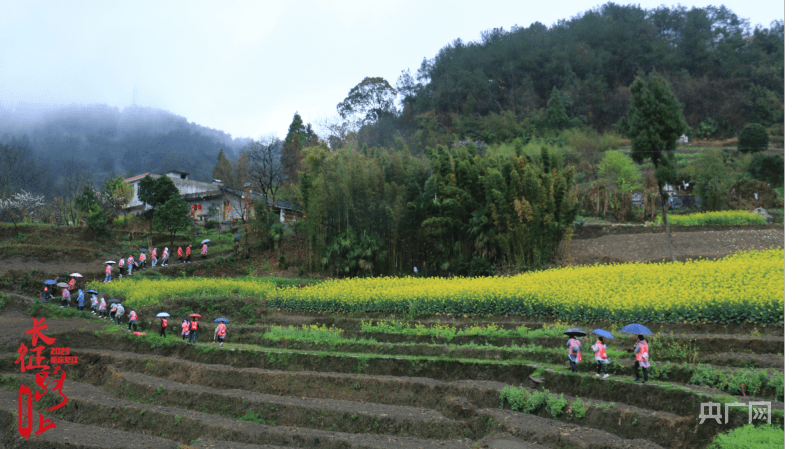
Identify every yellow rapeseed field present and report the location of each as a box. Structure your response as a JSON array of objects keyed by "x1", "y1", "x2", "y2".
[
  {"x1": 90, "y1": 249, "x2": 783, "y2": 325},
  {"x1": 272, "y1": 249, "x2": 783, "y2": 325},
  {"x1": 89, "y1": 277, "x2": 276, "y2": 310},
  {"x1": 654, "y1": 210, "x2": 766, "y2": 226}
]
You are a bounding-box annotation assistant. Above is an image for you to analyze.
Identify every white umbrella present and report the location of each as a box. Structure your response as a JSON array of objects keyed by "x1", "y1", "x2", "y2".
[
  {"x1": 69, "y1": 273, "x2": 83, "y2": 277},
  {"x1": 201, "y1": 239, "x2": 211, "y2": 244},
  {"x1": 156, "y1": 312, "x2": 170, "y2": 318}
]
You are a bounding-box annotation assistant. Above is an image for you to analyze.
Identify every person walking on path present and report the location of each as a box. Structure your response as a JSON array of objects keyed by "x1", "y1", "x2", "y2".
[
  {"x1": 104, "y1": 263, "x2": 113, "y2": 283},
  {"x1": 40, "y1": 285, "x2": 50, "y2": 303},
  {"x1": 592, "y1": 337, "x2": 610, "y2": 378},
  {"x1": 109, "y1": 303, "x2": 116, "y2": 320},
  {"x1": 151, "y1": 248, "x2": 158, "y2": 268},
  {"x1": 90, "y1": 292, "x2": 98, "y2": 314},
  {"x1": 68, "y1": 277, "x2": 77, "y2": 291},
  {"x1": 127, "y1": 309, "x2": 138, "y2": 332},
  {"x1": 189, "y1": 317, "x2": 199, "y2": 344},
  {"x1": 61, "y1": 287, "x2": 71, "y2": 307},
  {"x1": 181, "y1": 319, "x2": 190, "y2": 341},
  {"x1": 127, "y1": 255, "x2": 135, "y2": 276},
  {"x1": 633, "y1": 335, "x2": 650, "y2": 383},
  {"x1": 201, "y1": 243, "x2": 208, "y2": 260},
  {"x1": 99, "y1": 297, "x2": 107, "y2": 318},
  {"x1": 161, "y1": 247, "x2": 169, "y2": 266},
  {"x1": 76, "y1": 289, "x2": 85, "y2": 311},
  {"x1": 567, "y1": 336, "x2": 582, "y2": 372},
  {"x1": 118, "y1": 258, "x2": 125, "y2": 279},
  {"x1": 115, "y1": 304, "x2": 125, "y2": 326},
  {"x1": 177, "y1": 246, "x2": 184, "y2": 263},
  {"x1": 139, "y1": 251, "x2": 147, "y2": 271},
  {"x1": 185, "y1": 244, "x2": 192, "y2": 263},
  {"x1": 214, "y1": 321, "x2": 227, "y2": 348},
  {"x1": 159, "y1": 316, "x2": 168, "y2": 337}
]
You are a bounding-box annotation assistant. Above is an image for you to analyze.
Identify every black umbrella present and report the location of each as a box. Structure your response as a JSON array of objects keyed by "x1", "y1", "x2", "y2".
[
  {"x1": 140, "y1": 248, "x2": 148, "y2": 253},
  {"x1": 564, "y1": 328, "x2": 587, "y2": 337},
  {"x1": 108, "y1": 299, "x2": 121, "y2": 304}
]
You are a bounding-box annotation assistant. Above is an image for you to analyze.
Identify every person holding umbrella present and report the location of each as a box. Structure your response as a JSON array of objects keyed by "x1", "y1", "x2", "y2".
[
  {"x1": 88, "y1": 290, "x2": 98, "y2": 314},
  {"x1": 41, "y1": 280, "x2": 56, "y2": 303},
  {"x1": 68, "y1": 277, "x2": 77, "y2": 291},
  {"x1": 157, "y1": 313, "x2": 169, "y2": 337},
  {"x1": 60, "y1": 285, "x2": 71, "y2": 307},
  {"x1": 214, "y1": 318, "x2": 228, "y2": 347},
  {"x1": 151, "y1": 247, "x2": 158, "y2": 268},
  {"x1": 201, "y1": 240, "x2": 209, "y2": 260},
  {"x1": 591, "y1": 329, "x2": 613, "y2": 378},
  {"x1": 104, "y1": 262, "x2": 114, "y2": 283},
  {"x1": 634, "y1": 335, "x2": 651, "y2": 383},
  {"x1": 109, "y1": 302, "x2": 117, "y2": 320},
  {"x1": 564, "y1": 328, "x2": 585, "y2": 373},
  {"x1": 619, "y1": 324, "x2": 652, "y2": 383}
]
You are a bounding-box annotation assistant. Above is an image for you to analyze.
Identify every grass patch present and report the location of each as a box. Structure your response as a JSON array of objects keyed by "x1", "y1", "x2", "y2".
[{"x1": 707, "y1": 424, "x2": 784, "y2": 448}]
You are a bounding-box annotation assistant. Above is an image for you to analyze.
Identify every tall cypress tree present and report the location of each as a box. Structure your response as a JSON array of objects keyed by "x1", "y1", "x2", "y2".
[{"x1": 627, "y1": 71, "x2": 687, "y2": 262}]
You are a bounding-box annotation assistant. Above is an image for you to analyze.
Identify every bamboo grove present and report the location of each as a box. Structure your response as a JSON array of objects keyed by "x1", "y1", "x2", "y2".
[{"x1": 293, "y1": 143, "x2": 577, "y2": 277}]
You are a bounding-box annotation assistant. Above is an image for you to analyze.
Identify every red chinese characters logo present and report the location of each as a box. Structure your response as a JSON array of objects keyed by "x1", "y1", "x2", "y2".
[{"x1": 14, "y1": 318, "x2": 71, "y2": 439}]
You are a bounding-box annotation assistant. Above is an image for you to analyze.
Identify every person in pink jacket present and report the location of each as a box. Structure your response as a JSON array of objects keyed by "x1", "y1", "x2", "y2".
[
  {"x1": 633, "y1": 335, "x2": 650, "y2": 383},
  {"x1": 151, "y1": 248, "x2": 158, "y2": 268}
]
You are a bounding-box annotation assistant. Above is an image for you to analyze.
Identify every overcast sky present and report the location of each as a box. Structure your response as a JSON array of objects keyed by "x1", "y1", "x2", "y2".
[{"x1": 0, "y1": 0, "x2": 786, "y2": 140}]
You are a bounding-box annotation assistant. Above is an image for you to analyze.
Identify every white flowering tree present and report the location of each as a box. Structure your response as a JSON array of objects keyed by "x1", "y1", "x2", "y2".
[{"x1": 0, "y1": 190, "x2": 46, "y2": 227}]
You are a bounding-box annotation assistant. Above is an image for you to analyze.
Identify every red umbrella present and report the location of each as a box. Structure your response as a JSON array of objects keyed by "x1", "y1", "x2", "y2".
[{"x1": 188, "y1": 313, "x2": 202, "y2": 318}]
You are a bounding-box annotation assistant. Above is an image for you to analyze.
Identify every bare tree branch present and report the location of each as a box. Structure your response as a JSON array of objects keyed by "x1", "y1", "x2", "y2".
[{"x1": 245, "y1": 136, "x2": 286, "y2": 209}]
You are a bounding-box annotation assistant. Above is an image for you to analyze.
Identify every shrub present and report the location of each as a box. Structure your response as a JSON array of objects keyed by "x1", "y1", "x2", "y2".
[
  {"x1": 748, "y1": 154, "x2": 784, "y2": 186},
  {"x1": 737, "y1": 124, "x2": 769, "y2": 154}
]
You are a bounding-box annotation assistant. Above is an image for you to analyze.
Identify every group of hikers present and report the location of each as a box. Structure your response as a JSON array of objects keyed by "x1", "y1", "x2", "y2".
[
  {"x1": 103, "y1": 243, "x2": 209, "y2": 282},
  {"x1": 566, "y1": 334, "x2": 650, "y2": 383},
  {"x1": 42, "y1": 283, "x2": 228, "y2": 347}
]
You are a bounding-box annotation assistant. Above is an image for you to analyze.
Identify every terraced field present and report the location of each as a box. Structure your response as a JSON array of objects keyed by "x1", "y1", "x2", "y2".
[{"x1": 0, "y1": 297, "x2": 784, "y2": 449}]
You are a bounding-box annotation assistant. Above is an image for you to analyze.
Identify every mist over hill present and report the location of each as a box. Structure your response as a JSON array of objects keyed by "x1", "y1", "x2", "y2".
[{"x1": 0, "y1": 103, "x2": 250, "y2": 195}]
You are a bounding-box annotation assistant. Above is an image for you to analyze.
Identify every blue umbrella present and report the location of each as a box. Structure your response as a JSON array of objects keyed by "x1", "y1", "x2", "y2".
[
  {"x1": 214, "y1": 317, "x2": 229, "y2": 323},
  {"x1": 234, "y1": 234, "x2": 242, "y2": 243},
  {"x1": 43, "y1": 279, "x2": 57, "y2": 285},
  {"x1": 591, "y1": 329, "x2": 615, "y2": 340},
  {"x1": 620, "y1": 323, "x2": 653, "y2": 335},
  {"x1": 86, "y1": 290, "x2": 99, "y2": 294}
]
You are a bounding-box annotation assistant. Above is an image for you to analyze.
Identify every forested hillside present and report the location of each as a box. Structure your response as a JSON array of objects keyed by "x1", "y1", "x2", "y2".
[
  {"x1": 0, "y1": 104, "x2": 250, "y2": 196},
  {"x1": 352, "y1": 3, "x2": 783, "y2": 150}
]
